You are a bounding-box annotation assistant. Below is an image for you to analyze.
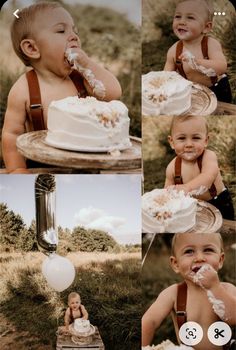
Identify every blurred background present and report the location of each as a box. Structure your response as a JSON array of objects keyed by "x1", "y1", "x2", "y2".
[
  {"x1": 142, "y1": 0, "x2": 236, "y2": 103},
  {"x1": 0, "y1": 0, "x2": 141, "y2": 167}
]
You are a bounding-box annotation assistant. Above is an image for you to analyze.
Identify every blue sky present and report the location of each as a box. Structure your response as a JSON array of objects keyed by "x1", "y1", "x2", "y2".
[{"x1": 0, "y1": 174, "x2": 141, "y2": 244}]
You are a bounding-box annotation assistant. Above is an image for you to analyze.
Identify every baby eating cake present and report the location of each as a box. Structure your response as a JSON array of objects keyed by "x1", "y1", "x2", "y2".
[
  {"x1": 142, "y1": 188, "x2": 197, "y2": 233},
  {"x1": 142, "y1": 71, "x2": 192, "y2": 116},
  {"x1": 45, "y1": 96, "x2": 131, "y2": 151}
]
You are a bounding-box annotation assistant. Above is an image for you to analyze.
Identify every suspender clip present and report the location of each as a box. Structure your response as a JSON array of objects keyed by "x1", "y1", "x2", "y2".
[
  {"x1": 30, "y1": 104, "x2": 43, "y2": 109},
  {"x1": 176, "y1": 311, "x2": 186, "y2": 317}
]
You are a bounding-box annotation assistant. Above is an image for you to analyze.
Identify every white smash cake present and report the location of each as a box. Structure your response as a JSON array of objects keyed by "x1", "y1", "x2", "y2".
[
  {"x1": 46, "y1": 96, "x2": 131, "y2": 151},
  {"x1": 142, "y1": 71, "x2": 192, "y2": 116},
  {"x1": 142, "y1": 340, "x2": 194, "y2": 350},
  {"x1": 73, "y1": 319, "x2": 91, "y2": 334},
  {"x1": 142, "y1": 188, "x2": 197, "y2": 233}
]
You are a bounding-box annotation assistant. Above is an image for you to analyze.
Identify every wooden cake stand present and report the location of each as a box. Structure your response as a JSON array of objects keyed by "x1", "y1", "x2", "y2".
[
  {"x1": 16, "y1": 131, "x2": 141, "y2": 173},
  {"x1": 189, "y1": 201, "x2": 223, "y2": 233},
  {"x1": 188, "y1": 84, "x2": 217, "y2": 116}
]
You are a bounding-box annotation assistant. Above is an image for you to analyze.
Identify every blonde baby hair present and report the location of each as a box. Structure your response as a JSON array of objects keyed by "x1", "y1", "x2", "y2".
[
  {"x1": 175, "y1": 0, "x2": 214, "y2": 21},
  {"x1": 11, "y1": 1, "x2": 62, "y2": 66},
  {"x1": 68, "y1": 292, "x2": 81, "y2": 304},
  {"x1": 170, "y1": 115, "x2": 209, "y2": 136}
]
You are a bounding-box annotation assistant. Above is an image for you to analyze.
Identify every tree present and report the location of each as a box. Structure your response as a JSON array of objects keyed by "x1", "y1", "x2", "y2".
[
  {"x1": 71, "y1": 226, "x2": 118, "y2": 252},
  {"x1": 0, "y1": 202, "x2": 26, "y2": 249}
]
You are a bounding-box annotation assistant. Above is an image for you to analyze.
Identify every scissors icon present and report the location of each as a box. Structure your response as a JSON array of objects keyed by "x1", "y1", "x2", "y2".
[{"x1": 214, "y1": 328, "x2": 225, "y2": 339}]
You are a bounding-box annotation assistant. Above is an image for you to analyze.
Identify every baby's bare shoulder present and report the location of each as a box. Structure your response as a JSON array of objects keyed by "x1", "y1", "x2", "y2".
[{"x1": 8, "y1": 74, "x2": 28, "y2": 103}]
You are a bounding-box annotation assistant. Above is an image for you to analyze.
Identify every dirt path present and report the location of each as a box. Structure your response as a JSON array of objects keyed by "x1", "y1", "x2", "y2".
[{"x1": 0, "y1": 313, "x2": 53, "y2": 350}]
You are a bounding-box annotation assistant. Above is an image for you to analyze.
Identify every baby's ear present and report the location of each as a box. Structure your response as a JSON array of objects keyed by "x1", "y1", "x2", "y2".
[
  {"x1": 168, "y1": 135, "x2": 175, "y2": 150},
  {"x1": 218, "y1": 252, "x2": 225, "y2": 270},
  {"x1": 170, "y1": 256, "x2": 180, "y2": 274},
  {"x1": 203, "y1": 21, "x2": 213, "y2": 34},
  {"x1": 20, "y1": 39, "x2": 40, "y2": 60}
]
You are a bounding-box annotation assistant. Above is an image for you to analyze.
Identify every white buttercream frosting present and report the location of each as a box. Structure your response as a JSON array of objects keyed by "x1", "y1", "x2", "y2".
[
  {"x1": 66, "y1": 48, "x2": 106, "y2": 99},
  {"x1": 142, "y1": 340, "x2": 194, "y2": 349},
  {"x1": 142, "y1": 71, "x2": 192, "y2": 116},
  {"x1": 142, "y1": 188, "x2": 197, "y2": 233},
  {"x1": 46, "y1": 96, "x2": 131, "y2": 150},
  {"x1": 73, "y1": 318, "x2": 91, "y2": 333}
]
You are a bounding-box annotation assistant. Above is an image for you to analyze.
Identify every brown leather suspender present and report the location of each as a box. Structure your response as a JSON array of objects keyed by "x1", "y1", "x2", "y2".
[
  {"x1": 175, "y1": 40, "x2": 187, "y2": 79},
  {"x1": 26, "y1": 69, "x2": 87, "y2": 131},
  {"x1": 174, "y1": 153, "x2": 217, "y2": 198},
  {"x1": 175, "y1": 36, "x2": 217, "y2": 85},
  {"x1": 176, "y1": 282, "x2": 187, "y2": 330},
  {"x1": 26, "y1": 70, "x2": 45, "y2": 131}
]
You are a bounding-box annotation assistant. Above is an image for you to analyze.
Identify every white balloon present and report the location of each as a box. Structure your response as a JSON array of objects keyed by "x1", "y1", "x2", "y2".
[{"x1": 42, "y1": 253, "x2": 75, "y2": 292}]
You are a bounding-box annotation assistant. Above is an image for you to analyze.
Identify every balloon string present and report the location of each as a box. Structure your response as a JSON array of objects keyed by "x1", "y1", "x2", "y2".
[{"x1": 142, "y1": 234, "x2": 156, "y2": 267}]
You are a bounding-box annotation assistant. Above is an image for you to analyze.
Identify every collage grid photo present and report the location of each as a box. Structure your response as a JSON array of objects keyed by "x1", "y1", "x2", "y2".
[{"x1": 0, "y1": 0, "x2": 235, "y2": 349}]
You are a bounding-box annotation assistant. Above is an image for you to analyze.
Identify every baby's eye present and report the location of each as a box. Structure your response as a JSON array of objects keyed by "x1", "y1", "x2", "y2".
[
  {"x1": 177, "y1": 137, "x2": 185, "y2": 140},
  {"x1": 204, "y1": 248, "x2": 215, "y2": 252},
  {"x1": 57, "y1": 30, "x2": 65, "y2": 33},
  {"x1": 174, "y1": 15, "x2": 181, "y2": 19},
  {"x1": 193, "y1": 137, "x2": 201, "y2": 140},
  {"x1": 184, "y1": 249, "x2": 194, "y2": 254},
  {"x1": 187, "y1": 16, "x2": 195, "y2": 20}
]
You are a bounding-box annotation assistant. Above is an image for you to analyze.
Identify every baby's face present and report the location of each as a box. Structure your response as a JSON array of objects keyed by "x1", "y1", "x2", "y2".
[
  {"x1": 170, "y1": 233, "x2": 224, "y2": 280},
  {"x1": 173, "y1": 0, "x2": 211, "y2": 41},
  {"x1": 69, "y1": 296, "x2": 81, "y2": 311},
  {"x1": 31, "y1": 7, "x2": 80, "y2": 75},
  {"x1": 168, "y1": 117, "x2": 208, "y2": 161}
]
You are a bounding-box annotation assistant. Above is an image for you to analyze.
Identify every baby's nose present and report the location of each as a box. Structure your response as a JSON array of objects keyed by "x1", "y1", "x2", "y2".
[{"x1": 194, "y1": 252, "x2": 206, "y2": 262}]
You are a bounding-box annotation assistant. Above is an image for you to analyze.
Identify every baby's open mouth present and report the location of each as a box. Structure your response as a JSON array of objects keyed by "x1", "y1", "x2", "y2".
[
  {"x1": 178, "y1": 29, "x2": 188, "y2": 34},
  {"x1": 192, "y1": 266, "x2": 202, "y2": 273}
]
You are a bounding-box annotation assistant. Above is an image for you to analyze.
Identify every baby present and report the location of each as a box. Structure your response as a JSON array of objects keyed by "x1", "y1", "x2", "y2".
[
  {"x1": 165, "y1": 115, "x2": 235, "y2": 220},
  {"x1": 2, "y1": 2, "x2": 122, "y2": 173},
  {"x1": 64, "y1": 292, "x2": 88, "y2": 332},
  {"x1": 142, "y1": 232, "x2": 236, "y2": 349},
  {"x1": 164, "y1": 0, "x2": 232, "y2": 102}
]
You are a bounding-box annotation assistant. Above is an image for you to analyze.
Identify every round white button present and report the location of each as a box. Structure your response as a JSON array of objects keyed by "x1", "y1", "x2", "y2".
[
  {"x1": 208, "y1": 321, "x2": 232, "y2": 346},
  {"x1": 179, "y1": 321, "x2": 203, "y2": 346}
]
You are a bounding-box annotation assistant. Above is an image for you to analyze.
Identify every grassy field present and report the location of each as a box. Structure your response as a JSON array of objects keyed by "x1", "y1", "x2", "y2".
[
  {"x1": 142, "y1": 233, "x2": 236, "y2": 346},
  {"x1": 0, "y1": 251, "x2": 141, "y2": 350}
]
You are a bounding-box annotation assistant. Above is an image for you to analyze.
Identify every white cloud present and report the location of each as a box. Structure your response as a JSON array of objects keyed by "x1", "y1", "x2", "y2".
[
  {"x1": 0, "y1": 184, "x2": 11, "y2": 192},
  {"x1": 74, "y1": 206, "x2": 126, "y2": 235}
]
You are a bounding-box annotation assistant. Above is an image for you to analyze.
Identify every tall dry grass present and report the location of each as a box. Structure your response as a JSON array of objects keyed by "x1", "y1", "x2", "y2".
[{"x1": 0, "y1": 251, "x2": 141, "y2": 350}]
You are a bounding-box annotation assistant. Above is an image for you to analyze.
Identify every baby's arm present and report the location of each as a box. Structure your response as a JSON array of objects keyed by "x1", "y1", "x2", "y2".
[
  {"x1": 176, "y1": 150, "x2": 219, "y2": 193},
  {"x1": 66, "y1": 48, "x2": 121, "y2": 101},
  {"x1": 2, "y1": 79, "x2": 29, "y2": 173},
  {"x1": 81, "y1": 304, "x2": 89, "y2": 320},
  {"x1": 64, "y1": 308, "x2": 71, "y2": 330},
  {"x1": 142, "y1": 284, "x2": 176, "y2": 346},
  {"x1": 190, "y1": 266, "x2": 236, "y2": 325},
  {"x1": 164, "y1": 159, "x2": 176, "y2": 188},
  {"x1": 180, "y1": 38, "x2": 227, "y2": 76},
  {"x1": 164, "y1": 44, "x2": 176, "y2": 71}
]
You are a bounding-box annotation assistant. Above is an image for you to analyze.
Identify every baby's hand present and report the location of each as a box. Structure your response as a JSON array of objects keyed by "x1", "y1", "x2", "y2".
[
  {"x1": 173, "y1": 184, "x2": 189, "y2": 193},
  {"x1": 189, "y1": 263, "x2": 220, "y2": 290},
  {"x1": 65, "y1": 48, "x2": 90, "y2": 69}
]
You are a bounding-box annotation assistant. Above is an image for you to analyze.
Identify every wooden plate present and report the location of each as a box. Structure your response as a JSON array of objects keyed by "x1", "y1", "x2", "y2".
[
  {"x1": 188, "y1": 84, "x2": 217, "y2": 116},
  {"x1": 16, "y1": 131, "x2": 141, "y2": 171},
  {"x1": 188, "y1": 201, "x2": 223, "y2": 233}
]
